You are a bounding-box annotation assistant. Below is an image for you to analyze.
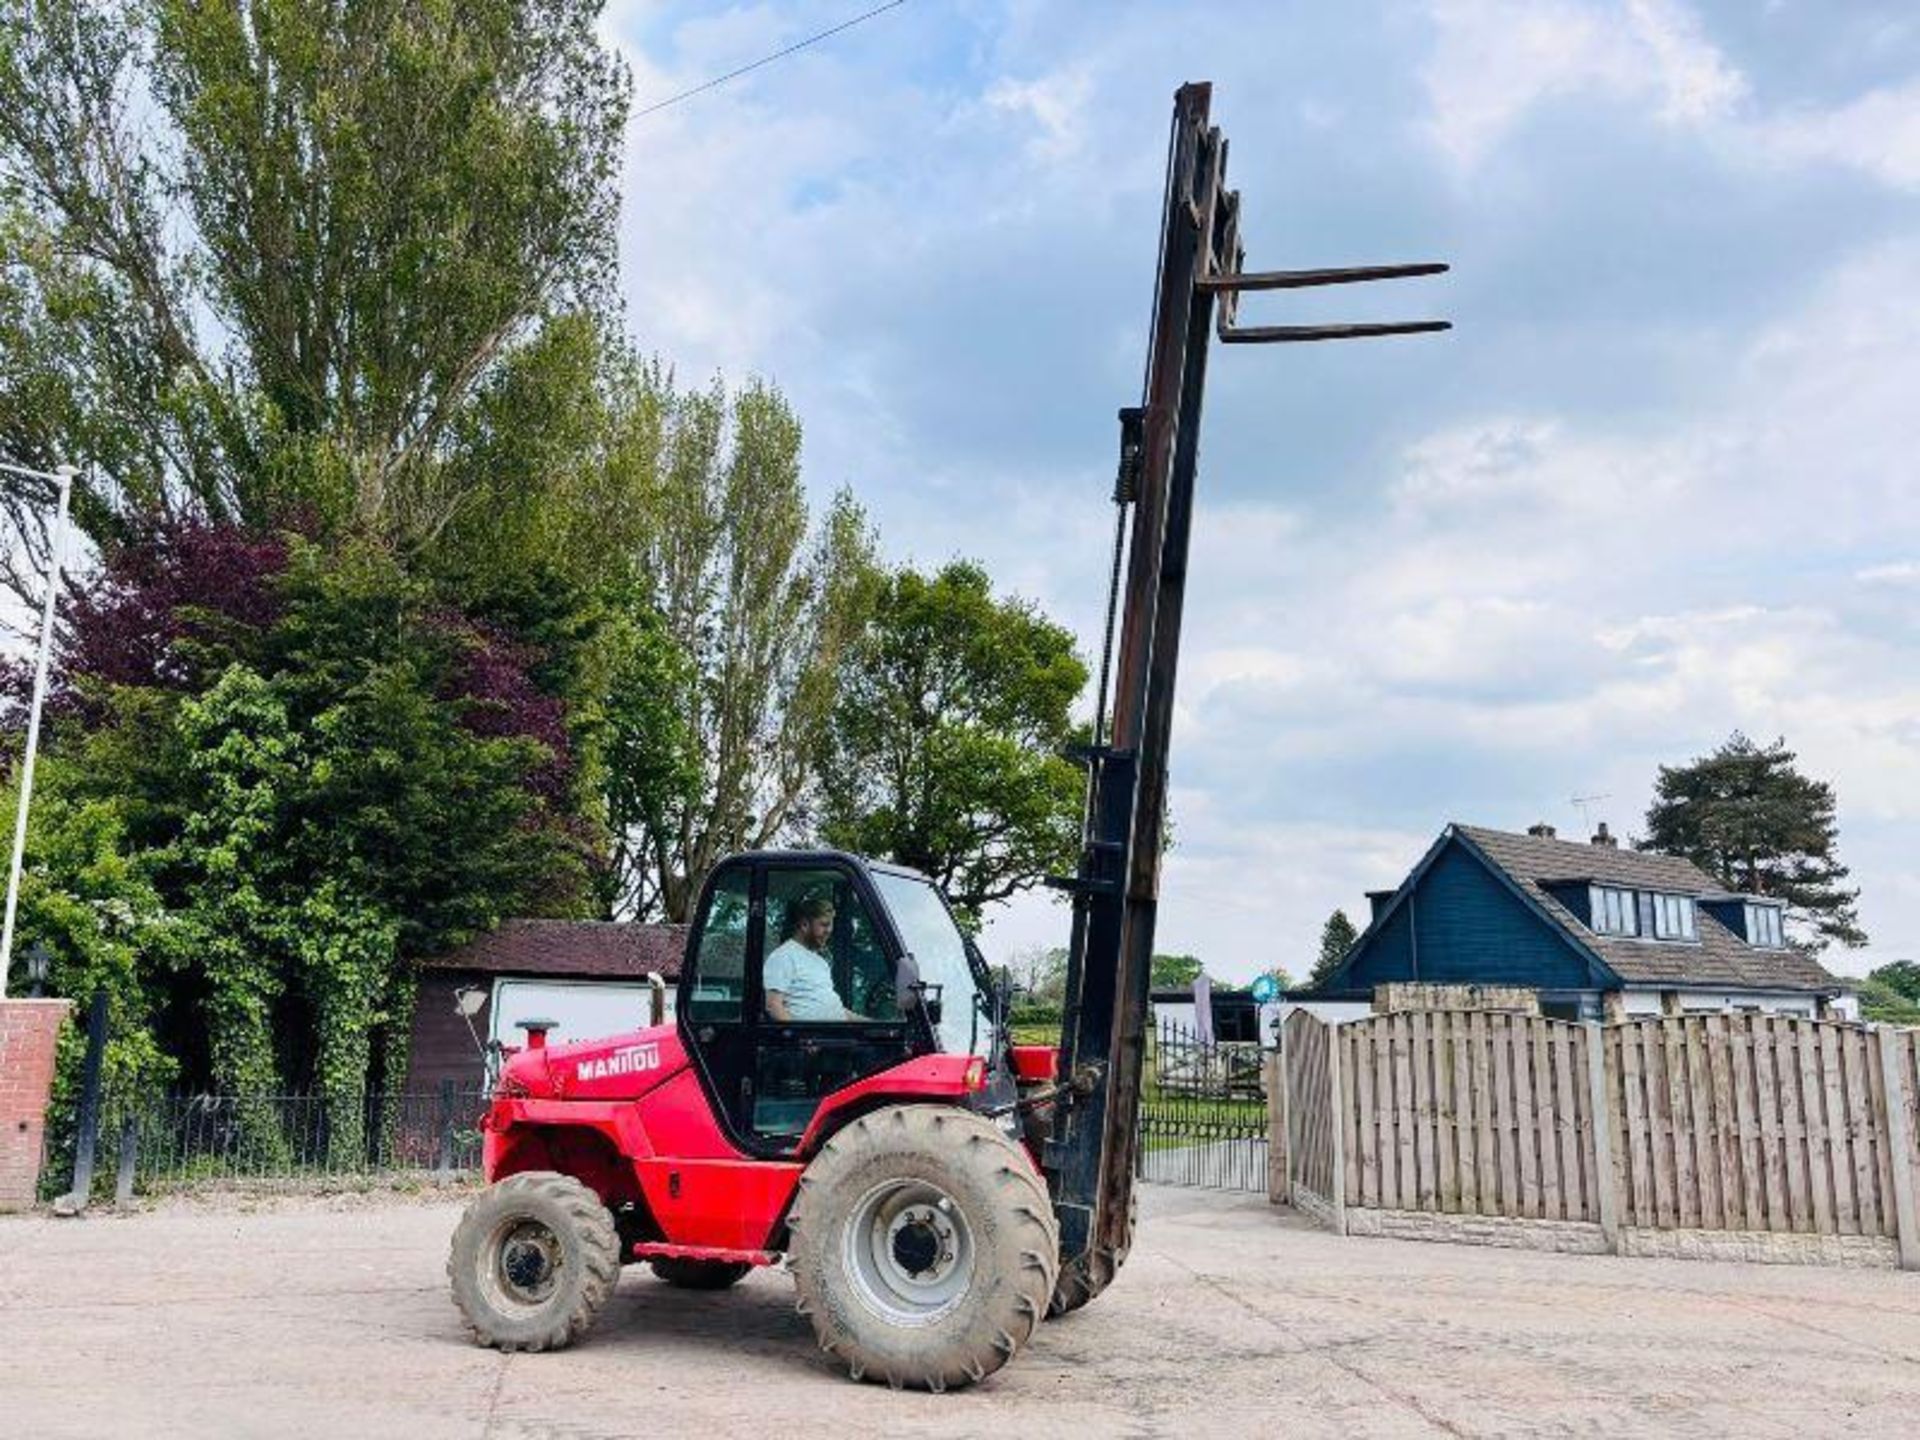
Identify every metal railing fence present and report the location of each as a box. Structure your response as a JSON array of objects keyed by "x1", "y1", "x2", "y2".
[
  {"x1": 41, "y1": 1084, "x2": 488, "y2": 1200},
  {"x1": 1140, "y1": 1020, "x2": 1272, "y2": 1192}
]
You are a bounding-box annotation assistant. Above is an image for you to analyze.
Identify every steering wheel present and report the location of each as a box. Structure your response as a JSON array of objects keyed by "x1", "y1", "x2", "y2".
[{"x1": 861, "y1": 976, "x2": 899, "y2": 1019}]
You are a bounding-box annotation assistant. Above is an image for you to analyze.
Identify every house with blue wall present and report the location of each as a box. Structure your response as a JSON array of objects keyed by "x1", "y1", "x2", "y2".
[{"x1": 1299, "y1": 822, "x2": 1854, "y2": 1022}]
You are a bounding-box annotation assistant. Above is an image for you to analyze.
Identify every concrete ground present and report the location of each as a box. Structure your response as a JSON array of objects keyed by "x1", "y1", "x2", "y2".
[{"x1": 4, "y1": 1184, "x2": 1918, "y2": 1439}]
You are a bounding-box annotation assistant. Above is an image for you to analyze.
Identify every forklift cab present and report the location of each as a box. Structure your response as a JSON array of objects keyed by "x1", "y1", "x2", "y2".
[{"x1": 677, "y1": 850, "x2": 997, "y2": 1154}]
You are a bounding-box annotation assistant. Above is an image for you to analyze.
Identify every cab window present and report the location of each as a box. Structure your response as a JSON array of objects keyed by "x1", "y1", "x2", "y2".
[
  {"x1": 762, "y1": 867, "x2": 893, "y2": 1022},
  {"x1": 687, "y1": 867, "x2": 751, "y2": 1023}
]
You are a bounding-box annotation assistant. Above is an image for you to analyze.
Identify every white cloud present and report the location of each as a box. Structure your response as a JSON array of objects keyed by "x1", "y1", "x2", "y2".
[
  {"x1": 1756, "y1": 77, "x2": 1920, "y2": 192},
  {"x1": 1857, "y1": 561, "x2": 1920, "y2": 586},
  {"x1": 984, "y1": 67, "x2": 1096, "y2": 162},
  {"x1": 1421, "y1": 0, "x2": 1920, "y2": 196},
  {"x1": 1421, "y1": 0, "x2": 1745, "y2": 168}
]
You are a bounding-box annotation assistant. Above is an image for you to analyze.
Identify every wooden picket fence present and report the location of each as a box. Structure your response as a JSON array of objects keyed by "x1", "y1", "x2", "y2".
[
  {"x1": 1273, "y1": 1009, "x2": 1920, "y2": 1268},
  {"x1": 1282, "y1": 1010, "x2": 1336, "y2": 1212}
]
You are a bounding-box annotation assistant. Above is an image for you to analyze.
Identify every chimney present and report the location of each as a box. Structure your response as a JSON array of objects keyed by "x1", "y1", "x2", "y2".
[
  {"x1": 1366, "y1": 889, "x2": 1396, "y2": 921},
  {"x1": 1591, "y1": 822, "x2": 1618, "y2": 849},
  {"x1": 1526, "y1": 822, "x2": 1557, "y2": 840}
]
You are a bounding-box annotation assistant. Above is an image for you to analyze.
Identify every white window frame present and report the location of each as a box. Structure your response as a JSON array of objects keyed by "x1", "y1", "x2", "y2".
[
  {"x1": 1591, "y1": 885, "x2": 1638, "y2": 937},
  {"x1": 1652, "y1": 893, "x2": 1697, "y2": 941},
  {"x1": 1746, "y1": 903, "x2": 1784, "y2": 948}
]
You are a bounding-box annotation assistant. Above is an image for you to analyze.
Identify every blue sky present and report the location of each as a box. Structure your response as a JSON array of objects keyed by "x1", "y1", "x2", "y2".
[{"x1": 603, "y1": 0, "x2": 1920, "y2": 983}]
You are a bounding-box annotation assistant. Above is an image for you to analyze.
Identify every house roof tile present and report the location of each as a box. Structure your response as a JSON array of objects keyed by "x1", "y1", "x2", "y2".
[
  {"x1": 420, "y1": 919, "x2": 686, "y2": 980},
  {"x1": 1456, "y1": 826, "x2": 1840, "y2": 994}
]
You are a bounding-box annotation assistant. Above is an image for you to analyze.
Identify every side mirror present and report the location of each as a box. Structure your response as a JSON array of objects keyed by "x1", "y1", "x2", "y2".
[{"x1": 454, "y1": 986, "x2": 488, "y2": 1019}]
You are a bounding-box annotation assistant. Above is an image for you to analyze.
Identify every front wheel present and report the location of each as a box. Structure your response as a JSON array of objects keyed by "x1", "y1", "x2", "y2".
[
  {"x1": 788, "y1": 1105, "x2": 1059, "y2": 1391},
  {"x1": 448, "y1": 1171, "x2": 620, "y2": 1352}
]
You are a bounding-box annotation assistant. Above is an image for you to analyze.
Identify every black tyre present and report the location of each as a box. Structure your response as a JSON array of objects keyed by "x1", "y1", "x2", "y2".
[
  {"x1": 651, "y1": 1257, "x2": 752, "y2": 1290},
  {"x1": 448, "y1": 1171, "x2": 620, "y2": 1352},
  {"x1": 789, "y1": 1105, "x2": 1059, "y2": 1391},
  {"x1": 1048, "y1": 1185, "x2": 1137, "y2": 1318}
]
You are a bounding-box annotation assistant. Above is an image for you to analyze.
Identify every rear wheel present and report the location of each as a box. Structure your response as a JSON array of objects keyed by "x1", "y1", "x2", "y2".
[
  {"x1": 789, "y1": 1105, "x2": 1058, "y2": 1391},
  {"x1": 448, "y1": 1171, "x2": 620, "y2": 1352},
  {"x1": 651, "y1": 1257, "x2": 752, "y2": 1290}
]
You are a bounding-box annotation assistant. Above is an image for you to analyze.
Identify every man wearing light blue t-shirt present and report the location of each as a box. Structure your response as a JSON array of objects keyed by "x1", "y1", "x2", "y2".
[{"x1": 765, "y1": 895, "x2": 857, "y2": 1021}]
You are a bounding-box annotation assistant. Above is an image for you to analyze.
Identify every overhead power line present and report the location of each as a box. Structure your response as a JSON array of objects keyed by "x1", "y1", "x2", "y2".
[{"x1": 635, "y1": 0, "x2": 910, "y2": 120}]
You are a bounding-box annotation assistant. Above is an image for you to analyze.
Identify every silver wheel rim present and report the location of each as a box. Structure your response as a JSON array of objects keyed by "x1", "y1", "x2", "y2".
[
  {"x1": 843, "y1": 1177, "x2": 974, "y2": 1327},
  {"x1": 485, "y1": 1217, "x2": 564, "y2": 1309}
]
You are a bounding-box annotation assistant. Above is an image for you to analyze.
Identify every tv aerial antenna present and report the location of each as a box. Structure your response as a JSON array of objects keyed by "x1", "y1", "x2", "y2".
[{"x1": 1570, "y1": 793, "x2": 1611, "y2": 832}]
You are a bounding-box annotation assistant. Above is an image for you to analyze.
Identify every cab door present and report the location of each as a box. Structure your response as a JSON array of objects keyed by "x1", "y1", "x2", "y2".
[
  {"x1": 751, "y1": 861, "x2": 915, "y2": 1146},
  {"x1": 679, "y1": 857, "x2": 916, "y2": 1156},
  {"x1": 678, "y1": 860, "x2": 760, "y2": 1139}
]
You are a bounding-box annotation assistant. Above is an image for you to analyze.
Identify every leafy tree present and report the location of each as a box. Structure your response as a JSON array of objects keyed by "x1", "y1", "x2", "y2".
[
  {"x1": 1002, "y1": 945, "x2": 1068, "y2": 1006},
  {"x1": 1868, "y1": 960, "x2": 1920, "y2": 1005},
  {"x1": 0, "y1": 757, "x2": 177, "y2": 1094},
  {"x1": 815, "y1": 562, "x2": 1084, "y2": 926},
  {"x1": 1260, "y1": 965, "x2": 1294, "y2": 993},
  {"x1": 13, "y1": 525, "x2": 587, "y2": 1108},
  {"x1": 613, "y1": 370, "x2": 877, "y2": 921},
  {"x1": 1858, "y1": 966, "x2": 1920, "y2": 1026},
  {"x1": 1150, "y1": 953, "x2": 1203, "y2": 989},
  {"x1": 1311, "y1": 910, "x2": 1358, "y2": 986},
  {"x1": 1641, "y1": 733, "x2": 1865, "y2": 952},
  {"x1": 0, "y1": 0, "x2": 629, "y2": 574}
]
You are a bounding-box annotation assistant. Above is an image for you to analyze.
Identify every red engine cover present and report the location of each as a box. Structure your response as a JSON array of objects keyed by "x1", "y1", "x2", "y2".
[{"x1": 505, "y1": 1022, "x2": 686, "y2": 1101}]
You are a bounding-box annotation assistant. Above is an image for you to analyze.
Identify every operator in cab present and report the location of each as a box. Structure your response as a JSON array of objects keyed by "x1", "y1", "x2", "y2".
[{"x1": 764, "y1": 895, "x2": 860, "y2": 1021}]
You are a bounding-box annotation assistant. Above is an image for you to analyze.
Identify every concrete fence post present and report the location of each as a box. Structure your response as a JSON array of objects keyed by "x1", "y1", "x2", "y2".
[
  {"x1": 114, "y1": 1110, "x2": 138, "y2": 1207},
  {"x1": 1584, "y1": 1021, "x2": 1621, "y2": 1253},
  {"x1": 1265, "y1": 1044, "x2": 1289, "y2": 1205},
  {"x1": 1876, "y1": 1029, "x2": 1920, "y2": 1271},
  {"x1": 1327, "y1": 1020, "x2": 1348, "y2": 1237}
]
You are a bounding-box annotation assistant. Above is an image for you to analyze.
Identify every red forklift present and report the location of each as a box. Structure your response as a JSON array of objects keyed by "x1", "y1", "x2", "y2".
[{"x1": 446, "y1": 83, "x2": 1447, "y2": 1390}]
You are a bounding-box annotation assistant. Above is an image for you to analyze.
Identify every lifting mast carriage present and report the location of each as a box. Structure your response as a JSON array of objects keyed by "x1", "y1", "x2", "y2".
[
  {"x1": 445, "y1": 82, "x2": 1448, "y2": 1388},
  {"x1": 1043, "y1": 79, "x2": 1448, "y2": 1307}
]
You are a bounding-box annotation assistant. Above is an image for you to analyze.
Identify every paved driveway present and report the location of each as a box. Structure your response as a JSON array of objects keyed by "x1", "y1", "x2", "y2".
[{"x1": 3, "y1": 1184, "x2": 1917, "y2": 1438}]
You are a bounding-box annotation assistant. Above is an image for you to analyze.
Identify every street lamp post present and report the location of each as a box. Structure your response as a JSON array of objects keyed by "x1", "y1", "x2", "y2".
[{"x1": 0, "y1": 460, "x2": 76, "y2": 999}]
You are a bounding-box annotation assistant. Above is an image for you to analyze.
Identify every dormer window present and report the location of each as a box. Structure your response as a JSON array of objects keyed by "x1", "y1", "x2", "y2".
[
  {"x1": 1746, "y1": 903, "x2": 1784, "y2": 948},
  {"x1": 1652, "y1": 893, "x2": 1697, "y2": 941},
  {"x1": 1592, "y1": 885, "x2": 1638, "y2": 936}
]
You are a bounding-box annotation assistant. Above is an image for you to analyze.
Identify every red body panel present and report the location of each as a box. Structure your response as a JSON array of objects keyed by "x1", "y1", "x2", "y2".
[
  {"x1": 633, "y1": 1157, "x2": 805, "y2": 1249},
  {"x1": 1011, "y1": 1045, "x2": 1058, "y2": 1082},
  {"x1": 484, "y1": 1032, "x2": 980, "y2": 1254},
  {"x1": 794, "y1": 1053, "x2": 981, "y2": 1153},
  {"x1": 631, "y1": 1241, "x2": 779, "y2": 1267},
  {"x1": 633, "y1": 1068, "x2": 746, "y2": 1159}
]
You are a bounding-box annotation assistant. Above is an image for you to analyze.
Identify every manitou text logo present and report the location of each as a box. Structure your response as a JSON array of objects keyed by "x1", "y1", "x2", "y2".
[{"x1": 575, "y1": 1042, "x2": 661, "y2": 1083}]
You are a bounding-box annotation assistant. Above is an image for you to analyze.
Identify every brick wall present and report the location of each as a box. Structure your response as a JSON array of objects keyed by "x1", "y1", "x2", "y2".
[{"x1": 0, "y1": 999, "x2": 72, "y2": 1212}]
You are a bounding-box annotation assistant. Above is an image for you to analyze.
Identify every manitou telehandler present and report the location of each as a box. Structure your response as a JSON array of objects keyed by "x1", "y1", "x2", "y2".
[{"x1": 446, "y1": 83, "x2": 1447, "y2": 1390}]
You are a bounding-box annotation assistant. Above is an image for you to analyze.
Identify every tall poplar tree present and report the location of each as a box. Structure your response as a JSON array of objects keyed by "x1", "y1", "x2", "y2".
[{"x1": 0, "y1": 0, "x2": 629, "y2": 575}]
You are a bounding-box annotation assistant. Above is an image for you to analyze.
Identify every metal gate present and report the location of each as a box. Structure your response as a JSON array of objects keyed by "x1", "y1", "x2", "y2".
[{"x1": 1138, "y1": 1021, "x2": 1271, "y2": 1191}]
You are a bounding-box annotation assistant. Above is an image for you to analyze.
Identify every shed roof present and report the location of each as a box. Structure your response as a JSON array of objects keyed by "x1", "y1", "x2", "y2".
[
  {"x1": 1455, "y1": 826, "x2": 1839, "y2": 994},
  {"x1": 421, "y1": 919, "x2": 686, "y2": 980}
]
